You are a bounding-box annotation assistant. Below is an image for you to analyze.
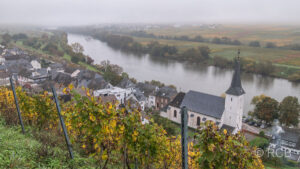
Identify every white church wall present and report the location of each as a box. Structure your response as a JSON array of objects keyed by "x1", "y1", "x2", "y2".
[
  {"x1": 222, "y1": 94, "x2": 244, "y2": 131},
  {"x1": 161, "y1": 105, "x2": 222, "y2": 129}
]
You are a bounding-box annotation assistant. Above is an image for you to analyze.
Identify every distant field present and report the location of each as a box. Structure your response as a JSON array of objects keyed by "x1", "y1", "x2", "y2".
[
  {"x1": 133, "y1": 37, "x2": 300, "y2": 68},
  {"x1": 146, "y1": 25, "x2": 300, "y2": 46}
]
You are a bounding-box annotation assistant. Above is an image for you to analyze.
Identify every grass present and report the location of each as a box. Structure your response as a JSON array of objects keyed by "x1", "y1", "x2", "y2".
[
  {"x1": 0, "y1": 119, "x2": 97, "y2": 168},
  {"x1": 264, "y1": 162, "x2": 299, "y2": 169},
  {"x1": 79, "y1": 61, "x2": 99, "y2": 72}
]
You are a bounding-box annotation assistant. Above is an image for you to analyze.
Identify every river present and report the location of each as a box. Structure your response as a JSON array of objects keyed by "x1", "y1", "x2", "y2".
[{"x1": 68, "y1": 33, "x2": 300, "y2": 114}]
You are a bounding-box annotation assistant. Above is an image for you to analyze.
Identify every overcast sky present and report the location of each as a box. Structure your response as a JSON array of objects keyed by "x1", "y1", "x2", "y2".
[{"x1": 0, "y1": 0, "x2": 299, "y2": 26}]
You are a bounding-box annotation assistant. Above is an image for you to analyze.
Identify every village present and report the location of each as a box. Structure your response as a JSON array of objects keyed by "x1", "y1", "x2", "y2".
[{"x1": 0, "y1": 43, "x2": 300, "y2": 164}]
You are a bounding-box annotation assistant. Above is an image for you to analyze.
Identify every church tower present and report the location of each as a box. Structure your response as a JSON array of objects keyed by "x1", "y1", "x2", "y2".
[{"x1": 222, "y1": 51, "x2": 245, "y2": 132}]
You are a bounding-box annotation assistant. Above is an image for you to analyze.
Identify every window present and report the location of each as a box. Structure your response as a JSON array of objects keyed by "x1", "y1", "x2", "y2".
[
  {"x1": 197, "y1": 117, "x2": 201, "y2": 126},
  {"x1": 231, "y1": 98, "x2": 233, "y2": 102},
  {"x1": 202, "y1": 118, "x2": 206, "y2": 121},
  {"x1": 174, "y1": 110, "x2": 177, "y2": 118},
  {"x1": 190, "y1": 114, "x2": 194, "y2": 117}
]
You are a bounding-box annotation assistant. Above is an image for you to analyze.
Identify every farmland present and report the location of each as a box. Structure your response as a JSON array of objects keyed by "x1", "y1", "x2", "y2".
[
  {"x1": 146, "y1": 25, "x2": 300, "y2": 46},
  {"x1": 135, "y1": 25, "x2": 300, "y2": 68}
]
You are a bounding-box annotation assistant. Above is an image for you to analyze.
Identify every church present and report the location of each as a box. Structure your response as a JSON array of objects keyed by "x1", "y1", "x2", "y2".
[{"x1": 160, "y1": 58, "x2": 245, "y2": 134}]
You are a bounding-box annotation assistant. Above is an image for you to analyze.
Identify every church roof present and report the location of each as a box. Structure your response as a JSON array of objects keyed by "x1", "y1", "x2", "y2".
[
  {"x1": 169, "y1": 92, "x2": 185, "y2": 108},
  {"x1": 180, "y1": 90, "x2": 225, "y2": 119},
  {"x1": 226, "y1": 58, "x2": 245, "y2": 96},
  {"x1": 220, "y1": 124, "x2": 235, "y2": 134}
]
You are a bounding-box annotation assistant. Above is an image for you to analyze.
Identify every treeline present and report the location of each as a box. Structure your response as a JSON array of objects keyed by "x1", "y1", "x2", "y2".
[
  {"x1": 93, "y1": 32, "x2": 211, "y2": 62},
  {"x1": 247, "y1": 40, "x2": 300, "y2": 51},
  {"x1": 213, "y1": 57, "x2": 275, "y2": 76},
  {"x1": 129, "y1": 31, "x2": 242, "y2": 46}
]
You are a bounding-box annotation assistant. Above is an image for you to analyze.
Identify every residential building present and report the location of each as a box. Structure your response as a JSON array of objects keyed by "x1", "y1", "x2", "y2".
[
  {"x1": 269, "y1": 128, "x2": 300, "y2": 161},
  {"x1": 94, "y1": 87, "x2": 133, "y2": 104},
  {"x1": 155, "y1": 86, "x2": 177, "y2": 110}
]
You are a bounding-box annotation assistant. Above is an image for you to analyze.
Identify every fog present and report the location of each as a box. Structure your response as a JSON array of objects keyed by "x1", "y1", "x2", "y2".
[{"x1": 1, "y1": 0, "x2": 300, "y2": 26}]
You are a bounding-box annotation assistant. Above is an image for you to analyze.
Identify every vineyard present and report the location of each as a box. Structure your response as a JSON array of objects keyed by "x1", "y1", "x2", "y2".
[{"x1": 0, "y1": 83, "x2": 264, "y2": 169}]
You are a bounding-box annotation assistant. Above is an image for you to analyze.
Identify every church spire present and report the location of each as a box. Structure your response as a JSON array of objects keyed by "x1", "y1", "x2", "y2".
[{"x1": 226, "y1": 50, "x2": 245, "y2": 96}]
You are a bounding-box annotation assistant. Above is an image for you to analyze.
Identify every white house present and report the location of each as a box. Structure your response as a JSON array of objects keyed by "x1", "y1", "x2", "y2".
[
  {"x1": 0, "y1": 56, "x2": 5, "y2": 64},
  {"x1": 94, "y1": 87, "x2": 134, "y2": 104},
  {"x1": 30, "y1": 60, "x2": 41, "y2": 70},
  {"x1": 147, "y1": 95, "x2": 156, "y2": 108},
  {"x1": 161, "y1": 59, "x2": 245, "y2": 134},
  {"x1": 269, "y1": 128, "x2": 300, "y2": 161}
]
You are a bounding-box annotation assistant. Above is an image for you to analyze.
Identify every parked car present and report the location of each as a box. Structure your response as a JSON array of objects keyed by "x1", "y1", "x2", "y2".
[{"x1": 248, "y1": 121, "x2": 255, "y2": 126}]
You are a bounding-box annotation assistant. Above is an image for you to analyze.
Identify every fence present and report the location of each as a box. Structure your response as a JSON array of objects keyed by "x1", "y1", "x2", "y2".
[{"x1": 6, "y1": 76, "x2": 190, "y2": 169}]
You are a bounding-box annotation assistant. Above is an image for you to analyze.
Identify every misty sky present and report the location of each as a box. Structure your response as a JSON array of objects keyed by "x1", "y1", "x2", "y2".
[{"x1": 0, "y1": 0, "x2": 299, "y2": 26}]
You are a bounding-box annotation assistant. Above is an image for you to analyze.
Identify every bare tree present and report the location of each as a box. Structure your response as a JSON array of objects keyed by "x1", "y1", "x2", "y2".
[
  {"x1": 100, "y1": 60, "x2": 110, "y2": 72},
  {"x1": 71, "y1": 42, "x2": 84, "y2": 53}
]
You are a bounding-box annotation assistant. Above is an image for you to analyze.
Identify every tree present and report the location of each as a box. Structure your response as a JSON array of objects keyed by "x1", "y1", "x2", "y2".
[
  {"x1": 212, "y1": 37, "x2": 221, "y2": 44},
  {"x1": 251, "y1": 95, "x2": 279, "y2": 124},
  {"x1": 71, "y1": 42, "x2": 84, "y2": 53},
  {"x1": 193, "y1": 35, "x2": 205, "y2": 42},
  {"x1": 232, "y1": 40, "x2": 242, "y2": 45},
  {"x1": 12, "y1": 33, "x2": 28, "y2": 41},
  {"x1": 100, "y1": 60, "x2": 110, "y2": 72},
  {"x1": 71, "y1": 55, "x2": 81, "y2": 64},
  {"x1": 1, "y1": 33, "x2": 12, "y2": 45},
  {"x1": 249, "y1": 41, "x2": 261, "y2": 47},
  {"x1": 265, "y1": 42, "x2": 277, "y2": 48},
  {"x1": 198, "y1": 46, "x2": 210, "y2": 59},
  {"x1": 86, "y1": 55, "x2": 94, "y2": 64},
  {"x1": 250, "y1": 137, "x2": 269, "y2": 150},
  {"x1": 279, "y1": 96, "x2": 300, "y2": 127}
]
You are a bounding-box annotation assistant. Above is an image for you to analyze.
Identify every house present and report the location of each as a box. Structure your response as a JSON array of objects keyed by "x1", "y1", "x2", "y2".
[
  {"x1": 98, "y1": 94, "x2": 118, "y2": 105},
  {"x1": 31, "y1": 68, "x2": 50, "y2": 83},
  {"x1": 135, "y1": 82, "x2": 158, "y2": 108},
  {"x1": 160, "y1": 92, "x2": 185, "y2": 122},
  {"x1": 94, "y1": 87, "x2": 133, "y2": 104},
  {"x1": 269, "y1": 128, "x2": 300, "y2": 161},
  {"x1": 155, "y1": 86, "x2": 177, "y2": 110},
  {"x1": 117, "y1": 78, "x2": 136, "y2": 89},
  {"x1": 3, "y1": 48, "x2": 27, "y2": 60},
  {"x1": 71, "y1": 69, "x2": 81, "y2": 78},
  {"x1": 126, "y1": 89, "x2": 147, "y2": 111},
  {"x1": 161, "y1": 59, "x2": 245, "y2": 133},
  {"x1": 30, "y1": 60, "x2": 41, "y2": 70},
  {"x1": 87, "y1": 74, "x2": 112, "y2": 90},
  {"x1": 0, "y1": 56, "x2": 5, "y2": 64}
]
